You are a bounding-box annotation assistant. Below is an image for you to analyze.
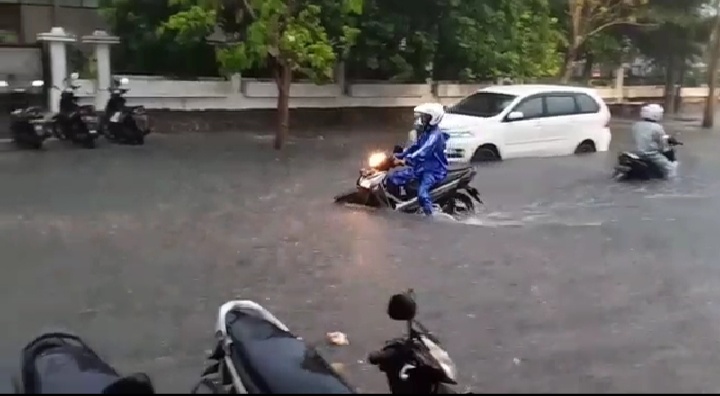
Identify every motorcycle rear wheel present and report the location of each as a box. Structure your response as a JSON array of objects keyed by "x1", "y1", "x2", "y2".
[{"x1": 442, "y1": 191, "x2": 476, "y2": 217}]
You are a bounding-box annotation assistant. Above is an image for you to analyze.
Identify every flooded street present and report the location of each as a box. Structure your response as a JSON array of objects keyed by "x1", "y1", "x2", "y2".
[{"x1": 1, "y1": 120, "x2": 720, "y2": 392}]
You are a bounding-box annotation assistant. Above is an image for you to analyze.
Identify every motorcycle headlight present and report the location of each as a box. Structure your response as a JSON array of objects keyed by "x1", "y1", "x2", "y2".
[
  {"x1": 368, "y1": 152, "x2": 387, "y2": 168},
  {"x1": 0, "y1": 80, "x2": 7, "y2": 87},
  {"x1": 31, "y1": 80, "x2": 44, "y2": 87}
]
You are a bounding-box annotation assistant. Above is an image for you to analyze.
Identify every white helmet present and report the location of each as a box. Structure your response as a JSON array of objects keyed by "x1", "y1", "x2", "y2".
[
  {"x1": 413, "y1": 102, "x2": 445, "y2": 130},
  {"x1": 640, "y1": 103, "x2": 664, "y2": 122}
]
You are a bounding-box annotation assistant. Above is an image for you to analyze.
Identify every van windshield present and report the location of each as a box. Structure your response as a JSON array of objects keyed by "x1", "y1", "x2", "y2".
[{"x1": 446, "y1": 92, "x2": 517, "y2": 118}]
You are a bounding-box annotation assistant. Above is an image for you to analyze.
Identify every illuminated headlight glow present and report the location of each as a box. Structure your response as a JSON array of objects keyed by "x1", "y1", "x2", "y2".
[
  {"x1": 0, "y1": 80, "x2": 7, "y2": 87},
  {"x1": 31, "y1": 80, "x2": 44, "y2": 87},
  {"x1": 368, "y1": 152, "x2": 387, "y2": 168}
]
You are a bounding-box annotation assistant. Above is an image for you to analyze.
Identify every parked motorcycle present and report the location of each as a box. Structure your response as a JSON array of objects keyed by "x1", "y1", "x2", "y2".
[
  {"x1": 334, "y1": 145, "x2": 483, "y2": 218},
  {"x1": 192, "y1": 290, "x2": 461, "y2": 394},
  {"x1": 612, "y1": 135, "x2": 682, "y2": 181},
  {"x1": 101, "y1": 77, "x2": 151, "y2": 145},
  {"x1": 51, "y1": 72, "x2": 99, "y2": 149},
  {"x1": 12, "y1": 331, "x2": 156, "y2": 393},
  {"x1": 3, "y1": 79, "x2": 51, "y2": 149}
]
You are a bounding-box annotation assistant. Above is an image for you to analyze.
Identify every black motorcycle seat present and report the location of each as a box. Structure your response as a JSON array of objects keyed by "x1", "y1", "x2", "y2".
[
  {"x1": 226, "y1": 309, "x2": 354, "y2": 394},
  {"x1": 444, "y1": 165, "x2": 475, "y2": 183}
]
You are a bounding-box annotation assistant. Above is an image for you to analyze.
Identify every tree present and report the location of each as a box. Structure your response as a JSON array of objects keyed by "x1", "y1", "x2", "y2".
[
  {"x1": 161, "y1": 0, "x2": 362, "y2": 149},
  {"x1": 629, "y1": 0, "x2": 710, "y2": 112},
  {"x1": 99, "y1": 0, "x2": 219, "y2": 78},
  {"x1": 346, "y1": 0, "x2": 563, "y2": 82},
  {"x1": 559, "y1": 0, "x2": 650, "y2": 82},
  {"x1": 703, "y1": 1, "x2": 720, "y2": 128}
]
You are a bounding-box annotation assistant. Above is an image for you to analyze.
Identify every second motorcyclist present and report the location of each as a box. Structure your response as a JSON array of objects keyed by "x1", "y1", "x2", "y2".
[
  {"x1": 632, "y1": 103, "x2": 677, "y2": 179},
  {"x1": 387, "y1": 103, "x2": 449, "y2": 216}
]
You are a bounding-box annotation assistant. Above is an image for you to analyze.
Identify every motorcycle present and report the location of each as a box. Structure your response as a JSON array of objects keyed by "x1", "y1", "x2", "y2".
[
  {"x1": 192, "y1": 290, "x2": 461, "y2": 394},
  {"x1": 334, "y1": 146, "x2": 483, "y2": 218},
  {"x1": 101, "y1": 77, "x2": 151, "y2": 145},
  {"x1": 613, "y1": 135, "x2": 682, "y2": 181},
  {"x1": 12, "y1": 331, "x2": 156, "y2": 393},
  {"x1": 3, "y1": 79, "x2": 51, "y2": 149},
  {"x1": 50, "y1": 72, "x2": 99, "y2": 149}
]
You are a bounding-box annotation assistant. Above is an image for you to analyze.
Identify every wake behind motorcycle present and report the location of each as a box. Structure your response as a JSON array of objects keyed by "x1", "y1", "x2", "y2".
[
  {"x1": 51, "y1": 72, "x2": 99, "y2": 149},
  {"x1": 334, "y1": 146, "x2": 483, "y2": 218},
  {"x1": 613, "y1": 135, "x2": 682, "y2": 181},
  {"x1": 101, "y1": 77, "x2": 151, "y2": 145},
  {"x1": 193, "y1": 290, "x2": 461, "y2": 394}
]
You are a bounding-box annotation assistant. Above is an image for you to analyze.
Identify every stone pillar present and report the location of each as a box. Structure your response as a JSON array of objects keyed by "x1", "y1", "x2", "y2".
[
  {"x1": 614, "y1": 65, "x2": 625, "y2": 104},
  {"x1": 82, "y1": 30, "x2": 120, "y2": 111},
  {"x1": 37, "y1": 27, "x2": 77, "y2": 113}
]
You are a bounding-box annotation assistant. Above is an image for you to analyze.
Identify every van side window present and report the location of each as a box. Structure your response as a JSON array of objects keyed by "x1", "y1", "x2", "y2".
[
  {"x1": 574, "y1": 93, "x2": 601, "y2": 113},
  {"x1": 545, "y1": 95, "x2": 576, "y2": 116},
  {"x1": 512, "y1": 97, "x2": 544, "y2": 119}
]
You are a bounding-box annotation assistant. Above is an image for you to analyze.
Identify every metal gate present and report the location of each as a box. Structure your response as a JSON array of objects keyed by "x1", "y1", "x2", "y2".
[{"x1": 0, "y1": 44, "x2": 47, "y2": 139}]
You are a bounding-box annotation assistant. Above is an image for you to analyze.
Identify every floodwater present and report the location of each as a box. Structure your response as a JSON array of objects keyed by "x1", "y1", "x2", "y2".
[{"x1": 1, "y1": 119, "x2": 720, "y2": 392}]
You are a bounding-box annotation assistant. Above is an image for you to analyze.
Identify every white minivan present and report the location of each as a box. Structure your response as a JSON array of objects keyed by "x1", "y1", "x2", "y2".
[{"x1": 409, "y1": 84, "x2": 612, "y2": 162}]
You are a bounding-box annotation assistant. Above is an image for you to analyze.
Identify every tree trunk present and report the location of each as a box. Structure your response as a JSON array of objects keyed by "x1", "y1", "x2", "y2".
[
  {"x1": 702, "y1": 8, "x2": 720, "y2": 128},
  {"x1": 273, "y1": 62, "x2": 292, "y2": 150},
  {"x1": 582, "y1": 53, "x2": 594, "y2": 82},
  {"x1": 674, "y1": 60, "x2": 687, "y2": 114},
  {"x1": 561, "y1": 43, "x2": 579, "y2": 83},
  {"x1": 663, "y1": 53, "x2": 676, "y2": 113}
]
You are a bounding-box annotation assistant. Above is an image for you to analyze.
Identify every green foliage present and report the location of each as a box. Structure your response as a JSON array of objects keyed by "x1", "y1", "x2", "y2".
[
  {"x1": 346, "y1": 0, "x2": 562, "y2": 82},
  {"x1": 161, "y1": 0, "x2": 362, "y2": 83},
  {"x1": 99, "y1": 0, "x2": 219, "y2": 78}
]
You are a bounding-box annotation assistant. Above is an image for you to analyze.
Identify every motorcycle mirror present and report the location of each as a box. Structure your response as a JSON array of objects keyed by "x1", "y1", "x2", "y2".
[
  {"x1": 392, "y1": 145, "x2": 403, "y2": 154},
  {"x1": 387, "y1": 289, "x2": 417, "y2": 321}
]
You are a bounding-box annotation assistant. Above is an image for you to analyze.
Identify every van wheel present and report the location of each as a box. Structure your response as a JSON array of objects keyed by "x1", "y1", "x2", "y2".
[
  {"x1": 471, "y1": 144, "x2": 500, "y2": 162},
  {"x1": 575, "y1": 140, "x2": 596, "y2": 154}
]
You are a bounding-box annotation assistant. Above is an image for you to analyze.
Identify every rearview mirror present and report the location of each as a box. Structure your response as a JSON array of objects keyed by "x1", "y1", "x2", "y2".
[
  {"x1": 70, "y1": 72, "x2": 79, "y2": 80},
  {"x1": 506, "y1": 111, "x2": 524, "y2": 120},
  {"x1": 387, "y1": 289, "x2": 417, "y2": 321}
]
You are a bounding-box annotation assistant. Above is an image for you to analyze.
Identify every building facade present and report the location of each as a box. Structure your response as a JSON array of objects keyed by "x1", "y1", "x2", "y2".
[{"x1": 0, "y1": 0, "x2": 105, "y2": 45}]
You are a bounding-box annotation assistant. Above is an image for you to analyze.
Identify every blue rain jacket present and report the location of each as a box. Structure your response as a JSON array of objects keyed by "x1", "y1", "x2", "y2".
[{"x1": 397, "y1": 125, "x2": 449, "y2": 180}]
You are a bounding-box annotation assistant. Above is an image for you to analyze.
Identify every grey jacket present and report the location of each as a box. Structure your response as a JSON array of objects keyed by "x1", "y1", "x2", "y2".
[{"x1": 632, "y1": 120, "x2": 666, "y2": 154}]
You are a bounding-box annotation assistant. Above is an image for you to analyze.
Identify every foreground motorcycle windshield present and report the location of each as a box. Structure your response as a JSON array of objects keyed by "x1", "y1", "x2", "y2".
[{"x1": 226, "y1": 310, "x2": 355, "y2": 394}]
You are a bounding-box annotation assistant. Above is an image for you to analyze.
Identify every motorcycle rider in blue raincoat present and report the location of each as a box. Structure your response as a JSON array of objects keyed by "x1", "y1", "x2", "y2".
[{"x1": 387, "y1": 103, "x2": 449, "y2": 216}]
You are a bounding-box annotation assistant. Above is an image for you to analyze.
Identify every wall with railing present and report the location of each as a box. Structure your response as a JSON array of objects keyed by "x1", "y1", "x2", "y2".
[{"x1": 69, "y1": 75, "x2": 712, "y2": 111}]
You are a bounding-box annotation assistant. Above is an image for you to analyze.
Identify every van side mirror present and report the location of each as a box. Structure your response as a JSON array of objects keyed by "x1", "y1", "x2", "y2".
[{"x1": 506, "y1": 111, "x2": 524, "y2": 120}]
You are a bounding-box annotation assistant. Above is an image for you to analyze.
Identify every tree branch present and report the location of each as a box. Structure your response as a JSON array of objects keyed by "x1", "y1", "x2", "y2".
[
  {"x1": 240, "y1": 0, "x2": 256, "y2": 20},
  {"x1": 585, "y1": 20, "x2": 656, "y2": 40}
]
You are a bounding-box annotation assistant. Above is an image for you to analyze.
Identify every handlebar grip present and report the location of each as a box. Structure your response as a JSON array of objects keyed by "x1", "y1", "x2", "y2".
[{"x1": 368, "y1": 347, "x2": 397, "y2": 365}]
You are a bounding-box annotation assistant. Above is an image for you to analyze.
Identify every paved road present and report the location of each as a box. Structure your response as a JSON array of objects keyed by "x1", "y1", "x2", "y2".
[{"x1": 1, "y1": 122, "x2": 720, "y2": 393}]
